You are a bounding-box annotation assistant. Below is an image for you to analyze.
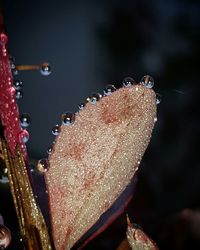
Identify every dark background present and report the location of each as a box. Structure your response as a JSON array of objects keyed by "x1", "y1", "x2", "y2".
[{"x1": 0, "y1": 0, "x2": 200, "y2": 249}]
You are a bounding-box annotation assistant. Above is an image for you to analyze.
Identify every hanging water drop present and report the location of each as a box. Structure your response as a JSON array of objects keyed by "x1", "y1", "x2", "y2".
[
  {"x1": 78, "y1": 103, "x2": 85, "y2": 110},
  {"x1": 40, "y1": 63, "x2": 51, "y2": 76},
  {"x1": 9, "y1": 55, "x2": 15, "y2": 63},
  {"x1": 62, "y1": 112, "x2": 75, "y2": 125},
  {"x1": 13, "y1": 80, "x2": 23, "y2": 90},
  {"x1": 36, "y1": 159, "x2": 49, "y2": 173},
  {"x1": 87, "y1": 93, "x2": 101, "y2": 104},
  {"x1": 10, "y1": 62, "x2": 16, "y2": 69},
  {"x1": 47, "y1": 146, "x2": 53, "y2": 155},
  {"x1": 18, "y1": 130, "x2": 29, "y2": 143},
  {"x1": 140, "y1": 75, "x2": 154, "y2": 89},
  {"x1": 103, "y1": 84, "x2": 116, "y2": 96},
  {"x1": 156, "y1": 93, "x2": 161, "y2": 104},
  {"x1": 52, "y1": 125, "x2": 61, "y2": 135},
  {"x1": 122, "y1": 77, "x2": 135, "y2": 87},
  {"x1": 16, "y1": 90, "x2": 23, "y2": 99},
  {"x1": 12, "y1": 68, "x2": 18, "y2": 75},
  {"x1": 20, "y1": 113, "x2": 31, "y2": 128}
]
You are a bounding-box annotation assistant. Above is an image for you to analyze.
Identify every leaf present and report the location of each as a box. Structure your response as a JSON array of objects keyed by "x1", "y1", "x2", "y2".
[
  {"x1": 126, "y1": 216, "x2": 158, "y2": 250},
  {"x1": 45, "y1": 84, "x2": 157, "y2": 249}
]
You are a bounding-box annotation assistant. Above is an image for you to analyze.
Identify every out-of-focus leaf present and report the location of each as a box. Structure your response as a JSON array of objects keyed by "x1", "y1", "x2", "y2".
[{"x1": 126, "y1": 216, "x2": 158, "y2": 250}]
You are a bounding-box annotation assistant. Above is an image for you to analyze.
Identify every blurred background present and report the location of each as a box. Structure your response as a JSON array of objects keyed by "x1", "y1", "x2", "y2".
[{"x1": 0, "y1": 0, "x2": 200, "y2": 249}]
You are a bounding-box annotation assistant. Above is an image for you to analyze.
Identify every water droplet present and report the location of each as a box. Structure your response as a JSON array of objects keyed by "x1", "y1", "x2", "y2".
[
  {"x1": 13, "y1": 80, "x2": 23, "y2": 90},
  {"x1": 140, "y1": 75, "x2": 154, "y2": 88},
  {"x1": 47, "y1": 146, "x2": 53, "y2": 155},
  {"x1": 62, "y1": 112, "x2": 75, "y2": 125},
  {"x1": 37, "y1": 159, "x2": 49, "y2": 173},
  {"x1": 18, "y1": 130, "x2": 29, "y2": 143},
  {"x1": 40, "y1": 63, "x2": 51, "y2": 76},
  {"x1": 78, "y1": 102, "x2": 85, "y2": 110},
  {"x1": 87, "y1": 93, "x2": 101, "y2": 104},
  {"x1": 52, "y1": 124, "x2": 60, "y2": 135},
  {"x1": 16, "y1": 90, "x2": 23, "y2": 99},
  {"x1": 20, "y1": 113, "x2": 31, "y2": 128},
  {"x1": 0, "y1": 225, "x2": 11, "y2": 248},
  {"x1": 103, "y1": 84, "x2": 116, "y2": 96},
  {"x1": 10, "y1": 63, "x2": 16, "y2": 69},
  {"x1": 122, "y1": 77, "x2": 135, "y2": 87},
  {"x1": 156, "y1": 93, "x2": 161, "y2": 104},
  {"x1": 12, "y1": 68, "x2": 18, "y2": 75},
  {"x1": 9, "y1": 56, "x2": 15, "y2": 63}
]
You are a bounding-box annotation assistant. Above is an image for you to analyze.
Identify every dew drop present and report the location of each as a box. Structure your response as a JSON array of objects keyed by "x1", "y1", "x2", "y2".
[
  {"x1": 140, "y1": 75, "x2": 154, "y2": 88},
  {"x1": 18, "y1": 130, "x2": 29, "y2": 143},
  {"x1": 37, "y1": 159, "x2": 49, "y2": 173},
  {"x1": 156, "y1": 93, "x2": 161, "y2": 104},
  {"x1": 52, "y1": 124, "x2": 60, "y2": 135},
  {"x1": 122, "y1": 77, "x2": 135, "y2": 87},
  {"x1": 20, "y1": 113, "x2": 31, "y2": 128},
  {"x1": 40, "y1": 63, "x2": 51, "y2": 76},
  {"x1": 78, "y1": 102, "x2": 85, "y2": 110},
  {"x1": 103, "y1": 84, "x2": 116, "y2": 96},
  {"x1": 12, "y1": 68, "x2": 18, "y2": 75},
  {"x1": 47, "y1": 146, "x2": 53, "y2": 155},
  {"x1": 9, "y1": 56, "x2": 15, "y2": 63},
  {"x1": 10, "y1": 63, "x2": 16, "y2": 69},
  {"x1": 87, "y1": 93, "x2": 101, "y2": 104},
  {"x1": 13, "y1": 80, "x2": 23, "y2": 90},
  {"x1": 62, "y1": 112, "x2": 75, "y2": 125},
  {"x1": 16, "y1": 90, "x2": 23, "y2": 99}
]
